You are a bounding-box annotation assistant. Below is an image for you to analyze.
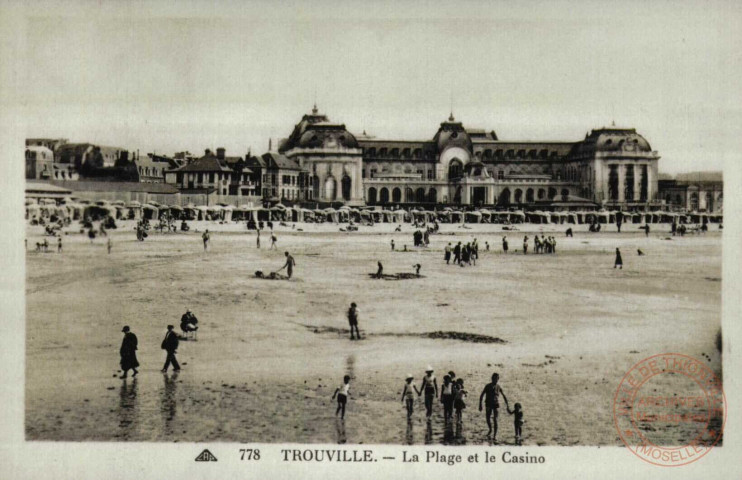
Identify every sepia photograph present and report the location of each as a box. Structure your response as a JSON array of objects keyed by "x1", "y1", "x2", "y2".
[{"x1": 2, "y1": 0, "x2": 741, "y2": 478}]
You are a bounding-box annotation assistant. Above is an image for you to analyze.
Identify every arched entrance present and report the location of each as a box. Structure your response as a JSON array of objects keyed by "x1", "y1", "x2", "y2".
[
  {"x1": 380, "y1": 187, "x2": 389, "y2": 204},
  {"x1": 498, "y1": 188, "x2": 511, "y2": 206},
  {"x1": 392, "y1": 187, "x2": 402, "y2": 203},
  {"x1": 514, "y1": 189, "x2": 523, "y2": 203},
  {"x1": 548, "y1": 187, "x2": 557, "y2": 200},
  {"x1": 537, "y1": 188, "x2": 546, "y2": 200},
  {"x1": 526, "y1": 188, "x2": 534, "y2": 203},
  {"x1": 367, "y1": 187, "x2": 377, "y2": 204},
  {"x1": 416, "y1": 187, "x2": 426, "y2": 203},
  {"x1": 428, "y1": 188, "x2": 437, "y2": 203},
  {"x1": 405, "y1": 187, "x2": 414, "y2": 202},
  {"x1": 448, "y1": 159, "x2": 463, "y2": 179}
]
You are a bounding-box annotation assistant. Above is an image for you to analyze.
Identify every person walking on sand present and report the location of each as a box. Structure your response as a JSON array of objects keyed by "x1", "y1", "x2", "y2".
[
  {"x1": 256, "y1": 229, "x2": 261, "y2": 249},
  {"x1": 277, "y1": 251, "x2": 296, "y2": 279},
  {"x1": 119, "y1": 326, "x2": 139, "y2": 379},
  {"x1": 401, "y1": 374, "x2": 420, "y2": 419},
  {"x1": 453, "y1": 242, "x2": 461, "y2": 265},
  {"x1": 332, "y1": 375, "x2": 351, "y2": 419},
  {"x1": 391, "y1": 239, "x2": 395, "y2": 251},
  {"x1": 347, "y1": 302, "x2": 360, "y2": 340},
  {"x1": 161, "y1": 325, "x2": 181, "y2": 372},
  {"x1": 444, "y1": 242, "x2": 452, "y2": 264},
  {"x1": 107, "y1": 237, "x2": 112, "y2": 254},
  {"x1": 507, "y1": 402, "x2": 525, "y2": 445},
  {"x1": 502, "y1": 236, "x2": 509, "y2": 254},
  {"x1": 57, "y1": 235, "x2": 62, "y2": 253},
  {"x1": 523, "y1": 235, "x2": 528, "y2": 255},
  {"x1": 479, "y1": 373, "x2": 509, "y2": 440},
  {"x1": 614, "y1": 248, "x2": 623, "y2": 269},
  {"x1": 270, "y1": 232, "x2": 278, "y2": 250},
  {"x1": 375, "y1": 261, "x2": 383, "y2": 279},
  {"x1": 441, "y1": 375, "x2": 455, "y2": 421},
  {"x1": 419, "y1": 367, "x2": 438, "y2": 420},
  {"x1": 202, "y1": 229, "x2": 210, "y2": 251}
]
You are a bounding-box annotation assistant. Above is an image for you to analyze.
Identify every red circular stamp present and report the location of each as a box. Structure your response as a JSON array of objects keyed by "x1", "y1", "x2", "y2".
[{"x1": 613, "y1": 353, "x2": 725, "y2": 467}]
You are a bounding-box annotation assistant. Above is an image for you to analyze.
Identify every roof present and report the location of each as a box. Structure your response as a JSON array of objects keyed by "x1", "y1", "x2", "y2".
[
  {"x1": 26, "y1": 145, "x2": 54, "y2": 154},
  {"x1": 47, "y1": 180, "x2": 179, "y2": 194},
  {"x1": 26, "y1": 181, "x2": 73, "y2": 195},
  {"x1": 170, "y1": 155, "x2": 233, "y2": 173},
  {"x1": 261, "y1": 152, "x2": 302, "y2": 170}
]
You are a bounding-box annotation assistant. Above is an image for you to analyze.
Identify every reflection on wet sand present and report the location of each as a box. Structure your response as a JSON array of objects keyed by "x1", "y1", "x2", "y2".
[
  {"x1": 335, "y1": 417, "x2": 346, "y2": 444},
  {"x1": 405, "y1": 419, "x2": 414, "y2": 445},
  {"x1": 454, "y1": 419, "x2": 466, "y2": 445},
  {"x1": 424, "y1": 419, "x2": 433, "y2": 444},
  {"x1": 161, "y1": 371, "x2": 179, "y2": 435},
  {"x1": 345, "y1": 354, "x2": 355, "y2": 379},
  {"x1": 442, "y1": 418, "x2": 455, "y2": 444},
  {"x1": 118, "y1": 378, "x2": 138, "y2": 438}
]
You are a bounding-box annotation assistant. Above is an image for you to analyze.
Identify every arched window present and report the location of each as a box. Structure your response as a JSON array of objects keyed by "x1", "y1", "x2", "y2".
[
  {"x1": 368, "y1": 187, "x2": 377, "y2": 204},
  {"x1": 548, "y1": 187, "x2": 557, "y2": 200},
  {"x1": 341, "y1": 175, "x2": 352, "y2": 201},
  {"x1": 313, "y1": 175, "x2": 320, "y2": 200},
  {"x1": 608, "y1": 166, "x2": 619, "y2": 201},
  {"x1": 324, "y1": 176, "x2": 336, "y2": 201},
  {"x1": 689, "y1": 192, "x2": 699, "y2": 211},
  {"x1": 514, "y1": 189, "x2": 523, "y2": 203},
  {"x1": 405, "y1": 187, "x2": 414, "y2": 202},
  {"x1": 448, "y1": 159, "x2": 463, "y2": 179},
  {"x1": 380, "y1": 187, "x2": 389, "y2": 204},
  {"x1": 526, "y1": 188, "x2": 534, "y2": 203},
  {"x1": 416, "y1": 187, "x2": 426, "y2": 202},
  {"x1": 561, "y1": 188, "x2": 569, "y2": 201},
  {"x1": 537, "y1": 188, "x2": 546, "y2": 200},
  {"x1": 428, "y1": 188, "x2": 437, "y2": 203},
  {"x1": 392, "y1": 187, "x2": 401, "y2": 203}
]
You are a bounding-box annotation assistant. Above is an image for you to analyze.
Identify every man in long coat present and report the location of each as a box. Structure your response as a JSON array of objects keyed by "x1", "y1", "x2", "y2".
[{"x1": 119, "y1": 326, "x2": 139, "y2": 379}]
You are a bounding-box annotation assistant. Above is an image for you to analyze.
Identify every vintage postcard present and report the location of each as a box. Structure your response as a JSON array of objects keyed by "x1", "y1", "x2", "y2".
[{"x1": 1, "y1": 0, "x2": 740, "y2": 479}]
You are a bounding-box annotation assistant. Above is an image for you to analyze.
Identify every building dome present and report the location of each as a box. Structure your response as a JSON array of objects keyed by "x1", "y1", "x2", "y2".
[
  {"x1": 279, "y1": 106, "x2": 359, "y2": 152},
  {"x1": 433, "y1": 114, "x2": 472, "y2": 153},
  {"x1": 575, "y1": 128, "x2": 653, "y2": 155}
]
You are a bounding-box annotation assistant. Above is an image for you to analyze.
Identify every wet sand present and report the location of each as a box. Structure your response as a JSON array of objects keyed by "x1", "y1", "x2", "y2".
[{"x1": 25, "y1": 221, "x2": 722, "y2": 445}]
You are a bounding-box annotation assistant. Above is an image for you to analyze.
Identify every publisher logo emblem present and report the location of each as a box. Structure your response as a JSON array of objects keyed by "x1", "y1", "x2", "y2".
[{"x1": 195, "y1": 449, "x2": 218, "y2": 462}]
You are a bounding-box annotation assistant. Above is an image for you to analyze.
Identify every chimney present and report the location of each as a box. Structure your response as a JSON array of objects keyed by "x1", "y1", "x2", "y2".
[
  {"x1": 216, "y1": 147, "x2": 225, "y2": 159},
  {"x1": 205, "y1": 148, "x2": 212, "y2": 156}
]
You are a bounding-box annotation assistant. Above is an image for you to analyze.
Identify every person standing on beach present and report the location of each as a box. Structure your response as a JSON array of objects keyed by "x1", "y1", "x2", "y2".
[
  {"x1": 332, "y1": 375, "x2": 351, "y2": 419},
  {"x1": 270, "y1": 232, "x2": 278, "y2": 250},
  {"x1": 119, "y1": 326, "x2": 139, "y2": 379},
  {"x1": 453, "y1": 242, "x2": 461, "y2": 264},
  {"x1": 57, "y1": 235, "x2": 62, "y2": 253},
  {"x1": 523, "y1": 235, "x2": 528, "y2": 255},
  {"x1": 256, "y1": 229, "x2": 261, "y2": 249},
  {"x1": 479, "y1": 373, "x2": 509, "y2": 440},
  {"x1": 420, "y1": 367, "x2": 438, "y2": 420},
  {"x1": 277, "y1": 251, "x2": 295, "y2": 279},
  {"x1": 107, "y1": 237, "x2": 112, "y2": 254},
  {"x1": 444, "y1": 243, "x2": 452, "y2": 264},
  {"x1": 614, "y1": 248, "x2": 623, "y2": 269},
  {"x1": 202, "y1": 229, "x2": 210, "y2": 251},
  {"x1": 502, "y1": 236, "x2": 509, "y2": 254},
  {"x1": 391, "y1": 239, "x2": 395, "y2": 251},
  {"x1": 401, "y1": 374, "x2": 420, "y2": 419},
  {"x1": 347, "y1": 302, "x2": 360, "y2": 340},
  {"x1": 441, "y1": 375, "x2": 455, "y2": 421},
  {"x1": 161, "y1": 325, "x2": 180, "y2": 372}
]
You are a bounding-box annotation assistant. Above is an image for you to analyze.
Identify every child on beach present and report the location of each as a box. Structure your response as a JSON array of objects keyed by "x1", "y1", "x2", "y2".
[
  {"x1": 454, "y1": 378, "x2": 467, "y2": 422},
  {"x1": 332, "y1": 375, "x2": 351, "y2": 419},
  {"x1": 507, "y1": 402, "x2": 524, "y2": 445},
  {"x1": 401, "y1": 374, "x2": 420, "y2": 419}
]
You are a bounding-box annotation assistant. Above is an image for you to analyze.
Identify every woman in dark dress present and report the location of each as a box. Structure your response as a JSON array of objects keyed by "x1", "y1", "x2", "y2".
[
  {"x1": 614, "y1": 248, "x2": 623, "y2": 269},
  {"x1": 120, "y1": 326, "x2": 139, "y2": 378}
]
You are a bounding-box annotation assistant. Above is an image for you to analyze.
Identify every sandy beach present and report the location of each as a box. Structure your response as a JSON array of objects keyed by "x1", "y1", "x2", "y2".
[{"x1": 25, "y1": 220, "x2": 722, "y2": 445}]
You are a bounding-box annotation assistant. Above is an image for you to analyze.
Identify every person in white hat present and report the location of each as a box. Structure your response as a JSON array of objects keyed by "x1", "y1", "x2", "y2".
[
  {"x1": 401, "y1": 374, "x2": 420, "y2": 419},
  {"x1": 419, "y1": 366, "x2": 438, "y2": 419}
]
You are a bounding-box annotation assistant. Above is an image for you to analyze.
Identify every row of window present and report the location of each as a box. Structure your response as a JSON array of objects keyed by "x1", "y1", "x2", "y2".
[{"x1": 176, "y1": 172, "x2": 253, "y2": 184}]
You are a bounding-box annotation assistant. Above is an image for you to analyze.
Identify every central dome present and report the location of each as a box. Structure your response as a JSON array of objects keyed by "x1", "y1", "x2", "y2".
[{"x1": 279, "y1": 106, "x2": 359, "y2": 152}]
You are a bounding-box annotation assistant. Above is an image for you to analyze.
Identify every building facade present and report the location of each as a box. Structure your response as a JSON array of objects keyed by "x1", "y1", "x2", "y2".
[
  {"x1": 658, "y1": 172, "x2": 723, "y2": 213},
  {"x1": 275, "y1": 108, "x2": 661, "y2": 209},
  {"x1": 25, "y1": 146, "x2": 54, "y2": 180},
  {"x1": 165, "y1": 149, "x2": 257, "y2": 197}
]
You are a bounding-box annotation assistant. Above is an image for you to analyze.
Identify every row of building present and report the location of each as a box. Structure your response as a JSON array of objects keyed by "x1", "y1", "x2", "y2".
[{"x1": 25, "y1": 107, "x2": 723, "y2": 212}]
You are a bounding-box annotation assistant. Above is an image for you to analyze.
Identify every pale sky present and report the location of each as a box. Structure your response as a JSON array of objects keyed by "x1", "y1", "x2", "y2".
[{"x1": 14, "y1": 0, "x2": 742, "y2": 174}]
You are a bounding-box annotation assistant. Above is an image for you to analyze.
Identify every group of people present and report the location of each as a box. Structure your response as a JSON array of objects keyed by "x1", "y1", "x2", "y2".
[
  {"x1": 444, "y1": 239, "x2": 480, "y2": 266},
  {"x1": 531, "y1": 235, "x2": 557, "y2": 254},
  {"x1": 118, "y1": 309, "x2": 200, "y2": 379},
  {"x1": 334, "y1": 368, "x2": 523, "y2": 444}
]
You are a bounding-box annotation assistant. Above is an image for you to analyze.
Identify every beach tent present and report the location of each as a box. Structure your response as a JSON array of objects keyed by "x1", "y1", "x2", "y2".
[
  {"x1": 465, "y1": 211, "x2": 482, "y2": 223},
  {"x1": 324, "y1": 208, "x2": 339, "y2": 223},
  {"x1": 510, "y1": 210, "x2": 527, "y2": 223},
  {"x1": 221, "y1": 205, "x2": 234, "y2": 222},
  {"x1": 450, "y1": 210, "x2": 465, "y2": 223},
  {"x1": 142, "y1": 204, "x2": 159, "y2": 220},
  {"x1": 26, "y1": 204, "x2": 41, "y2": 221}
]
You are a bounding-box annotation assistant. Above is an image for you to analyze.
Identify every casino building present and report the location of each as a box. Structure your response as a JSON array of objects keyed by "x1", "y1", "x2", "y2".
[{"x1": 276, "y1": 106, "x2": 661, "y2": 209}]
